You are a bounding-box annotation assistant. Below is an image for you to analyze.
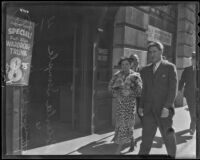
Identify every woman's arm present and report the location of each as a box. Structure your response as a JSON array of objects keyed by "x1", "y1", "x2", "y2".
[
  {"x1": 129, "y1": 73, "x2": 143, "y2": 97},
  {"x1": 108, "y1": 73, "x2": 122, "y2": 97}
]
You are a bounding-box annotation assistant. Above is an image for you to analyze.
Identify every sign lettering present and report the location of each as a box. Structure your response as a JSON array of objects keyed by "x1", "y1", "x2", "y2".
[{"x1": 6, "y1": 16, "x2": 35, "y2": 86}]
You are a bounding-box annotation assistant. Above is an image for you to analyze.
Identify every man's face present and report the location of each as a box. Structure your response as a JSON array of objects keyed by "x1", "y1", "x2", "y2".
[{"x1": 148, "y1": 46, "x2": 162, "y2": 64}]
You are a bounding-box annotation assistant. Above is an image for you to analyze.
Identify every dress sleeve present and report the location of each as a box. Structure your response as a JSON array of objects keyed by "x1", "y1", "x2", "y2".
[
  {"x1": 108, "y1": 73, "x2": 121, "y2": 97},
  {"x1": 129, "y1": 74, "x2": 143, "y2": 97}
]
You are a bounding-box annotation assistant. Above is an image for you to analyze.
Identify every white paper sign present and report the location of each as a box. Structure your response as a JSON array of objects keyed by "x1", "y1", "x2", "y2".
[{"x1": 146, "y1": 25, "x2": 172, "y2": 46}]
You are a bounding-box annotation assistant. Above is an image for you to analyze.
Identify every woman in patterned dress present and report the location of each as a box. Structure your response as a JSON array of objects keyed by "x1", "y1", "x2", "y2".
[{"x1": 108, "y1": 56, "x2": 142, "y2": 154}]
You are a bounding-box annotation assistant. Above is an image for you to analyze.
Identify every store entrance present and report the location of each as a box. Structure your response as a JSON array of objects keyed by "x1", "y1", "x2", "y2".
[{"x1": 26, "y1": 7, "x2": 83, "y2": 150}]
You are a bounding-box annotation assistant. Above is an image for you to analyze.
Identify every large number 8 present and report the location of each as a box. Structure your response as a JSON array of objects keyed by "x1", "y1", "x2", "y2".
[{"x1": 8, "y1": 57, "x2": 23, "y2": 82}]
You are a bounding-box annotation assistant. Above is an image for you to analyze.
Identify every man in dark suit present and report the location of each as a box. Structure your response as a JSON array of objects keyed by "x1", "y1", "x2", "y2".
[
  {"x1": 178, "y1": 52, "x2": 196, "y2": 135},
  {"x1": 138, "y1": 41, "x2": 178, "y2": 157}
]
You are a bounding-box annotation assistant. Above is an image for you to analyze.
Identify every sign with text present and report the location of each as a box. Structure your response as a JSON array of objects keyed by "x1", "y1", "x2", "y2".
[
  {"x1": 97, "y1": 48, "x2": 108, "y2": 62},
  {"x1": 6, "y1": 15, "x2": 35, "y2": 86},
  {"x1": 146, "y1": 25, "x2": 172, "y2": 46}
]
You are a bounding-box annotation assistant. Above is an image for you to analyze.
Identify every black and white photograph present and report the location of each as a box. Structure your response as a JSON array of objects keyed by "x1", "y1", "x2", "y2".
[{"x1": 2, "y1": 1, "x2": 199, "y2": 159}]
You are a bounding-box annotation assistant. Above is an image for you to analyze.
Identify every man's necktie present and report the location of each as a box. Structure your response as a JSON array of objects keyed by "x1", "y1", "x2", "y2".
[{"x1": 153, "y1": 64, "x2": 156, "y2": 74}]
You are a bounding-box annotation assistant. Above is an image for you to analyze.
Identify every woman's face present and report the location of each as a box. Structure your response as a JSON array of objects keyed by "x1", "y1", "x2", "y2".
[{"x1": 121, "y1": 60, "x2": 131, "y2": 72}]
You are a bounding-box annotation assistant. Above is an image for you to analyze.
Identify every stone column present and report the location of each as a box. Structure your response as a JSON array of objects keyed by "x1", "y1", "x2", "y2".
[
  {"x1": 112, "y1": 7, "x2": 149, "y2": 126},
  {"x1": 175, "y1": 3, "x2": 196, "y2": 107}
]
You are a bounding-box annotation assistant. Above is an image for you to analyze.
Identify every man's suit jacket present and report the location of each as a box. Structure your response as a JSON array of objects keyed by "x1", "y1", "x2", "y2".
[
  {"x1": 139, "y1": 60, "x2": 178, "y2": 116},
  {"x1": 178, "y1": 66, "x2": 196, "y2": 98}
]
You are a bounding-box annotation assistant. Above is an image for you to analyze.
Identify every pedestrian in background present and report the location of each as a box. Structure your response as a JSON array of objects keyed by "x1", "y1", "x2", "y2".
[
  {"x1": 108, "y1": 56, "x2": 142, "y2": 154},
  {"x1": 129, "y1": 54, "x2": 142, "y2": 152},
  {"x1": 138, "y1": 41, "x2": 178, "y2": 158},
  {"x1": 178, "y1": 52, "x2": 196, "y2": 135},
  {"x1": 129, "y1": 54, "x2": 140, "y2": 72}
]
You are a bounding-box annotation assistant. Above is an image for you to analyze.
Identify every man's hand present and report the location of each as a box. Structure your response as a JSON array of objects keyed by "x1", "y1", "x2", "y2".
[
  {"x1": 138, "y1": 107, "x2": 144, "y2": 117},
  {"x1": 178, "y1": 87, "x2": 184, "y2": 96},
  {"x1": 161, "y1": 108, "x2": 169, "y2": 118},
  {"x1": 178, "y1": 90, "x2": 183, "y2": 96}
]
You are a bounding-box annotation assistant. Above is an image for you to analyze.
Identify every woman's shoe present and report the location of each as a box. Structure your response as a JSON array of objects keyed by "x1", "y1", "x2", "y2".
[
  {"x1": 189, "y1": 123, "x2": 196, "y2": 135},
  {"x1": 189, "y1": 128, "x2": 195, "y2": 135},
  {"x1": 111, "y1": 136, "x2": 115, "y2": 142},
  {"x1": 128, "y1": 139, "x2": 136, "y2": 152}
]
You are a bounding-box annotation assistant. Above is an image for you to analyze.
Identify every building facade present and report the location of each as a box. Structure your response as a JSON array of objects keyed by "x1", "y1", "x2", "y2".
[
  {"x1": 3, "y1": 2, "x2": 198, "y2": 155},
  {"x1": 111, "y1": 4, "x2": 197, "y2": 124}
]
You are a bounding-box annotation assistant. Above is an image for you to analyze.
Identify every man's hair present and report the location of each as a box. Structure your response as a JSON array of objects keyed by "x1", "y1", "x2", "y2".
[{"x1": 148, "y1": 41, "x2": 164, "y2": 53}]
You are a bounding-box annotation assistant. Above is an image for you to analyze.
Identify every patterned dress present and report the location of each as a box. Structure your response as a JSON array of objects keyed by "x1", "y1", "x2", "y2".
[{"x1": 108, "y1": 69, "x2": 142, "y2": 144}]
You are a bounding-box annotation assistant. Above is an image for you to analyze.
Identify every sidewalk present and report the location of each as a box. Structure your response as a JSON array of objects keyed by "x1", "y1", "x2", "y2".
[{"x1": 23, "y1": 105, "x2": 196, "y2": 158}]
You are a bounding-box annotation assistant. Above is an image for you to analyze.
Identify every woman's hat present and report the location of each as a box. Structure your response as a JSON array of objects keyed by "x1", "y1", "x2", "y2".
[{"x1": 118, "y1": 56, "x2": 132, "y2": 66}]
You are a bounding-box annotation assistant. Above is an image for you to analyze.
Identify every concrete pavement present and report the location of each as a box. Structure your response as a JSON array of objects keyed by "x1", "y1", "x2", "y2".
[{"x1": 23, "y1": 105, "x2": 196, "y2": 158}]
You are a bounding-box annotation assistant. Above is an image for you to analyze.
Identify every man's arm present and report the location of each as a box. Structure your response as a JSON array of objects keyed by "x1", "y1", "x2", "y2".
[
  {"x1": 164, "y1": 64, "x2": 178, "y2": 109},
  {"x1": 139, "y1": 68, "x2": 146, "y2": 109}
]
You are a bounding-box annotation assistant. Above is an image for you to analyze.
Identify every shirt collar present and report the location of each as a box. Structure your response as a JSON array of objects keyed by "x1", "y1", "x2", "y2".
[
  {"x1": 153, "y1": 59, "x2": 162, "y2": 68},
  {"x1": 156, "y1": 60, "x2": 162, "y2": 67}
]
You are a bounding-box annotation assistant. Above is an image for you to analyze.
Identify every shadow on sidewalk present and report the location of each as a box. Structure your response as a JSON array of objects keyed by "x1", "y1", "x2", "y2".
[
  {"x1": 150, "y1": 129, "x2": 194, "y2": 149},
  {"x1": 76, "y1": 141, "x2": 118, "y2": 155},
  {"x1": 69, "y1": 133, "x2": 142, "y2": 155},
  {"x1": 69, "y1": 129, "x2": 194, "y2": 155},
  {"x1": 69, "y1": 134, "x2": 118, "y2": 155}
]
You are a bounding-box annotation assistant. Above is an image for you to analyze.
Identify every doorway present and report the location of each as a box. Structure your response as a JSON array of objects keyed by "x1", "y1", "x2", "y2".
[{"x1": 26, "y1": 7, "x2": 83, "y2": 150}]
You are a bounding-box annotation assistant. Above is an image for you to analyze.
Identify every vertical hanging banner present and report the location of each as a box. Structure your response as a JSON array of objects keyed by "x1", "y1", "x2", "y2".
[{"x1": 6, "y1": 15, "x2": 35, "y2": 86}]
